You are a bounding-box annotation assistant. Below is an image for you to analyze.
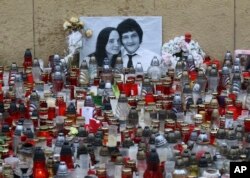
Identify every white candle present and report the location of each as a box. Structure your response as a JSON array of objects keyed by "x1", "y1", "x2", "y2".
[
  {"x1": 46, "y1": 97, "x2": 56, "y2": 107},
  {"x1": 77, "y1": 100, "x2": 85, "y2": 114}
]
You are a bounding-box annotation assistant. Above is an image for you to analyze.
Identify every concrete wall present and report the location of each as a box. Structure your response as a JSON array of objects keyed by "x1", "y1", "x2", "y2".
[{"x1": 0, "y1": 0, "x2": 249, "y2": 66}]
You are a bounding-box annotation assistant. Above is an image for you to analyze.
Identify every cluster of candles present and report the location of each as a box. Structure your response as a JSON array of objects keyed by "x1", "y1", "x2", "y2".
[{"x1": 0, "y1": 49, "x2": 249, "y2": 178}]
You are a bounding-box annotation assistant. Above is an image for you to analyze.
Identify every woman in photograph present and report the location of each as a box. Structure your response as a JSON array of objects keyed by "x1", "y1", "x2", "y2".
[{"x1": 89, "y1": 27, "x2": 121, "y2": 67}]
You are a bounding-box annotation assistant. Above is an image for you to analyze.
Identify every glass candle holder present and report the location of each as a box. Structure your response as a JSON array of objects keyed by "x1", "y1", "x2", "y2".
[
  {"x1": 165, "y1": 119, "x2": 176, "y2": 131},
  {"x1": 31, "y1": 116, "x2": 39, "y2": 128},
  {"x1": 39, "y1": 107, "x2": 48, "y2": 120},
  {"x1": 130, "y1": 83, "x2": 138, "y2": 96},
  {"x1": 48, "y1": 107, "x2": 56, "y2": 120},
  {"x1": 123, "y1": 83, "x2": 132, "y2": 97},
  {"x1": 163, "y1": 82, "x2": 172, "y2": 95},
  {"x1": 210, "y1": 129, "x2": 217, "y2": 145},
  {"x1": 46, "y1": 97, "x2": 56, "y2": 108},
  {"x1": 37, "y1": 126, "x2": 50, "y2": 137},
  {"x1": 144, "y1": 93, "x2": 155, "y2": 105},
  {"x1": 58, "y1": 102, "x2": 66, "y2": 116},
  {"x1": 244, "y1": 117, "x2": 250, "y2": 133},
  {"x1": 55, "y1": 116, "x2": 66, "y2": 133}
]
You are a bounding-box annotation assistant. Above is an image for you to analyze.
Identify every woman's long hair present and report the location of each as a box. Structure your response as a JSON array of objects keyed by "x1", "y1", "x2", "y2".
[{"x1": 95, "y1": 27, "x2": 119, "y2": 67}]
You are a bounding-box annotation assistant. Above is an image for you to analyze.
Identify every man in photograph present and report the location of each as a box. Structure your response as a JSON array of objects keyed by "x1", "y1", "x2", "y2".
[{"x1": 117, "y1": 18, "x2": 161, "y2": 71}]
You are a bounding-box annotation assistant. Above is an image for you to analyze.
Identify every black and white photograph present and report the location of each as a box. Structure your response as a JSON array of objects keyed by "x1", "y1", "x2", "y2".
[
  {"x1": 80, "y1": 16, "x2": 162, "y2": 71},
  {"x1": 235, "y1": 49, "x2": 250, "y2": 71}
]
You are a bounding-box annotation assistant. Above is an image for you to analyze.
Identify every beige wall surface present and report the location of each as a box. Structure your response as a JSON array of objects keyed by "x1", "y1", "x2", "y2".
[{"x1": 0, "y1": 0, "x2": 249, "y2": 66}]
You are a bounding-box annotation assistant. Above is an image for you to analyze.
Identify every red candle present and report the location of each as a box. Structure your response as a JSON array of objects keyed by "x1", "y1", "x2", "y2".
[
  {"x1": 58, "y1": 102, "x2": 66, "y2": 116},
  {"x1": 189, "y1": 70, "x2": 198, "y2": 81},
  {"x1": 37, "y1": 126, "x2": 50, "y2": 137},
  {"x1": 39, "y1": 108, "x2": 48, "y2": 121},
  {"x1": 210, "y1": 130, "x2": 217, "y2": 145},
  {"x1": 145, "y1": 93, "x2": 155, "y2": 105},
  {"x1": 155, "y1": 82, "x2": 163, "y2": 94},
  {"x1": 0, "y1": 90, "x2": 3, "y2": 102},
  {"x1": 235, "y1": 100, "x2": 242, "y2": 119},
  {"x1": 41, "y1": 72, "x2": 49, "y2": 84},
  {"x1": 165, "y1": 120, "x2": 176, "y2": 131},
  {"x1": 48, "y1": 107, "x2": 56, "y2": 120},
  {"x1": 130, "y1": 83, "x2": 138, "y2": 96},
  {"x1": 128, "y1": 97, "x2": 137, "y2": 107},
  {"x1": 181, "y1": 127, "x2": 190, "y2": 143},
  {"x1": 46, "y1": 136, "x2": 53, "y2": 147},
  {"x1": 163, "y1": 82, "x2": 172, "y2": 95},
  {"x1": 244, "y1": 118, "x2": 250, "y2": 133},
  {"x1": 34, "y1": 169, "x2": 48, "y2": 178},
  {"x1": 53, "y1": 79, "x2": 64, "y2": 92},
  {"x1": 69, "y1": 72, "x2": 77, "y2": 86},
  {"x1": 94, "y1": 77, "x2": 100, "y2": 86},
  {"x1": 26, "y1": 70, "x2": 34, "y2": 84},
  {"x1": 227, "y1": 105, "x2": 237, "y2": 120},
  {"x1": 123, "y1": 83, "x2": 131, "y2": 97},
  {"x1": 116, "y1": 81, "x2": 124, "y2": 92}
]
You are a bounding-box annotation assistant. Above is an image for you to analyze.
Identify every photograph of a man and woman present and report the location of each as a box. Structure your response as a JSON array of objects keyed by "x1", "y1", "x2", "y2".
[
  {"x1": 235, "y1": 50, "x2": 250, "y2": 71},
  {"x1": 80, "y1": 16, "x2": 162, "y2": 72}
]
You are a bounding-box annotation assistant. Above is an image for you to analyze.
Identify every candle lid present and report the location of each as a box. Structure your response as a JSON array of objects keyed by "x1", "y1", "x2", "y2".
[
  {"x1": 198, "y1": 156, "x2": 208, "y2": 167},
  {"x1": 77, "y1": 145, "x2": 88, "y2": 158},
  {"x1": 122, "y1": 136, "x2": 134, "y2": 148},
  {"x1": 60, "y1": 142, "x2": 72, "y2": 156},
  {"x1": 57, "y1": 161, "x2": 68, "y2": 176},
  {"x1": 148, "y1": 134, "x2": 156, "y2": 145},
  {"x1": 155, "y1": 134, "x2": 167, "y2": 147},
  {"x1": 142, "y1": 126, "x2": 151, "y2": 137}
]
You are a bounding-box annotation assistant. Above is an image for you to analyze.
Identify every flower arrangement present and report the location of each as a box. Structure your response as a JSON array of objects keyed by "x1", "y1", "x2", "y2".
[
  {"x1": 63, "y1": 17, "x2": 93, "y2": 67},
  {"x1": 63, "y1": 17, "x2": 93, "y2": 38},
  {"x1": 161, "y1": 33, "x2": 206, "y2": 70}
]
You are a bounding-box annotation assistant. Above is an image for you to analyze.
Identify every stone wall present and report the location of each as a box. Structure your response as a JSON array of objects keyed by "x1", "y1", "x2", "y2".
[{"x1": 0, "y1": 0, "x2": 249, "y2": 66}]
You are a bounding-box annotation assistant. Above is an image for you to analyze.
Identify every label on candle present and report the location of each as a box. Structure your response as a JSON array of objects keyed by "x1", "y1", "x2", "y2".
[
  {"x1": 110, "y1": 99, "x2": 118, "y2": 115},
  {"x1": 205, "y1": 94, "x2": 212, "y2": 103},
  {"x1": 3, "y1": 71, "x2": 9, "y2": 87},
  {"x1": 82, "y1": 107, "x2": 94, "y2": 124},
  {"x1": 112, "y1": 84, "x2": 120, "y2": 98},
  {"x1": 90, "y1": 86, "x2": 98, "y2": 96},
  {"x1": 46, "y1": 97, "x2": 56, "y2": 107},
  {"x1": 108, "y1": 135, "x2": 117, "y2": 147},
  {"x1": 77, "y1": 100, "x2": 85, "y2": 114},
  {"x1": 225, "y1": 119, "x2": 233, "y2": 128},
  {"x1": 242, "y1": 110, "x2": 249, "y2": 117}
]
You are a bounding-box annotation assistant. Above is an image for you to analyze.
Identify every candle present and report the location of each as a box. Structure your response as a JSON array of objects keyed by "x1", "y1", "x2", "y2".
[{"x1": 46, "y1": 97, "x2": 56, "y2": 108}]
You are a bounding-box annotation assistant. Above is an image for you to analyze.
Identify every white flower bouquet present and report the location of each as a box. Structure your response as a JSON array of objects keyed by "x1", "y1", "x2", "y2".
[
  {"x1": 63, "y1": 17, "x2": 93, "y2": 68},
  {"x1": 161, "y1": 33, "x2": 206, "y2": 70}
]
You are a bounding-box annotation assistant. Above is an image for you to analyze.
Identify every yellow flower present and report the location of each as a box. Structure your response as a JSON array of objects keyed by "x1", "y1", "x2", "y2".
[
  {"x1": 63, "y1": 21, "x2": 71, "y2": 30},
  {"x1": 85, "y1": 29, "x2": 93, "y2": 38},
  {"x1": 70, "y1": 17, "x2": 79, "y2": 24},
  {"x1": 78, "y1": 21, "x2": 84, "y2": 28},
  {"x1": 69, "y1": 127, "x2": 78, "y2": 135}
]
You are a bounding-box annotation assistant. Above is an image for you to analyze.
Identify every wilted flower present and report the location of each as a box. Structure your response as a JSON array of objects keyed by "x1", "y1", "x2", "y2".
[
  {"x1": 69, "y1": 16, "x2": 79, "y2": 24},
  {"x1": 63, "y1": 17, "x2": 85, "y2": 31},
  {"x1": 85, "y1": 29, "x2": 93, "y2": 38},
  {"x1": 78, "y1": 21, "x2": 84, "y2": 28},
  {"x1": 63, "y1": 16, "x2": 93, "y2": 63},
  {"x1": 63, "y1": 21, "x2": 71, "y2": 30}
]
